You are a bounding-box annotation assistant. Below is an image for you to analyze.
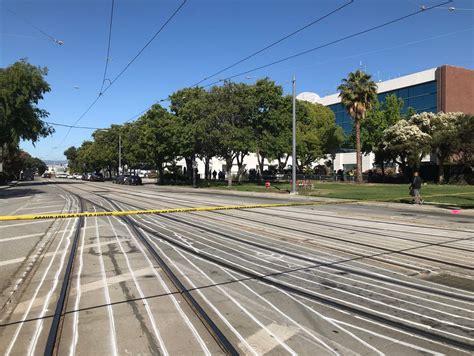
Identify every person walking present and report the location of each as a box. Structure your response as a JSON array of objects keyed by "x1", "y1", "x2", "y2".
[
  {"x1": 212, "y1": 170, "x2": 217, "y2": 180},
  {"x1": 409, "y1": 172, "x2": 423, "y2": 205}
]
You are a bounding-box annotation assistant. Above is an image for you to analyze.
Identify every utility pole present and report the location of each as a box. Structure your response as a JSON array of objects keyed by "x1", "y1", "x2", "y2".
[
  {"x1": 192, "y1": 155, "x2": 197, "y2": 188},
  {"x1": 118, "y1": 133, "x2": 122, "y2": 175},
  {"x1": 291, "y1": 75, "x2": 297, "y2": 195}
]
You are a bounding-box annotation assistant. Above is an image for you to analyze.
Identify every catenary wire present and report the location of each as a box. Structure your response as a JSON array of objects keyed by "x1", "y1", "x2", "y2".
[
  {"x1": 117, "y1": 0, "x2": 453, "y2": 126},
  {"x1": 191, "y1": 0, "x2": 355, "y2": 87},
  {"x1": 49, "y1": 0, "x2": 454, "y2": 143},
  {"x1": 51, "y1": 0, "x2": 187, "y2": 152},
  {"x1": 99, "y1": 0, "x2": 116, "y2": 94},
  {"x1": 6, "y1": 7, "x2": 63, "y2": 45},
  {"x1": 201, "y1": 0, "x2": 453, "y2": 87}
]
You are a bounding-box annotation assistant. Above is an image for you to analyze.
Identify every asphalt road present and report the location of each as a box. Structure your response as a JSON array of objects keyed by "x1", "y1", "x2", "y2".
[{"x1": 0, "y1": 179, "x2": 473, "y2": 355}]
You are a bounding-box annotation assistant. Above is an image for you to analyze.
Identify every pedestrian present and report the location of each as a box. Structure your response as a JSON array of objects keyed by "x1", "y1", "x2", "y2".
[
  {"x1": 409, "y1": 171, "x2": 423, "y2": 205},
  {"x1": 212, "y1": 170, "x2": 217, "y2": 180}
]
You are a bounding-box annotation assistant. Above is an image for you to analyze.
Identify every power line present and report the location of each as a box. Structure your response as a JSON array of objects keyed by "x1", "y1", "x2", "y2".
[
  {"x1": 118, "y1": 0, "x2": 453, "y2": 126},
  {"x1": 100, "y1": 0, "x2": 188, "y2": 96},
  {"x1": 202, "y1": 0, "x2": 453, "y2": 87},
  {"x1": 45, "y1": 122, "x2": 105, "y2": 130},
  {"x1": 54, "y1": 0, "x2": 453, "y2": 135},
  {"x1": 52, "y1": 0, "x2": 187, "y2": 152},
  {"x1": 191, "y1": 0, "x2": 355, "y2": 87},
  {"x1": 6, "y1": 7, "x2": 64, "y2": 45},
  {"x1": 100, "y1": 0, "x2": 116, "y2": 94}
]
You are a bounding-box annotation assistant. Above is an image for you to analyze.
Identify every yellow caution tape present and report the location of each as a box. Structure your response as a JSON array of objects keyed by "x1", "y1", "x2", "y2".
[{"x1": 0, "y1": 200, "x2": 355, "y2": 222}]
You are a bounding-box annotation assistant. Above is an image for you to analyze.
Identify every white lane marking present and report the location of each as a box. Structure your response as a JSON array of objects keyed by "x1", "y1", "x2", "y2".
[
  {"x1": 169, "y1": 212, "x2": 474, "y2": 305},
  {"x1": 219, "y1": 269, "x2": 339, "y2": 355},
  {"x1": 141, "y1": 215, "x2": 474, "y2": 330},
  {"x1": 328, "y1": 319, "x2": 444, "y2": 355},
  {"x1": 94, "y1": 211, "x2": 118, "y2": 356},
  {"x1": 105, "y1": 216, "x2": 169, "y2": 356},
  {"x1": 71, "y1": 215, "x2": 86, "y2": 356},
  {"x1": 139, "y1": 230, "x2": 257, "y2": 356},
  {"x1": 242, "y1": 323, "x2": 299, "y2": 355},
  {"x1": 0, "y1": 228, "x2": 76, "y2": 243},
  {"x1": 115, "y1": 215, "x2": 210, "y2": 355},
  {"x1": 142, "y1": 215, "x2": 474, "y2": 341},
  {"x1": 0, "y1": 220, "x2": 51, "y2": 229},
  {"x1": 159, "y1": 234, "x2": 372, "y2": 355},
  {"x1": 149, "y1": 235, "x2": 297, "y2": 355},
  {"x1": 4, "y1": 195, "x2": 73, "y2": 355},
  {"x1": 28, "y1": 217, "x2": 78, "y2": 354},
  {"x1": 18, "y1": 204, "x2": 65, "y2": 211},
  {"x1": 14, "y1": 268, "x2": 156, "y2": 313}
]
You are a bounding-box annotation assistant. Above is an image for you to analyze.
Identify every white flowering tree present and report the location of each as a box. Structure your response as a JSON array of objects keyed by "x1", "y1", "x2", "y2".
[
  {"x1": 382, "y1": 119, "x2": 431, "y2": 178},
  {"x1": 383, "y1": 111, "x2": 467, "y2": 182}
]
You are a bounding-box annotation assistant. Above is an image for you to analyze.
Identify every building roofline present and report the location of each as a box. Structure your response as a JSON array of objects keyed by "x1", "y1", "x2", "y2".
[{"x1": 298, "y1": 66, "x2": 439, "y2": 106}]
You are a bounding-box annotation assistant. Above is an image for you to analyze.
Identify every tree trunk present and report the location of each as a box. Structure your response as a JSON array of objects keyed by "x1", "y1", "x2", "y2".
[
  {"x1": 438, "y1": 155, "x2": 445, "y2": 184},
  {"x1": 226, "y1": 157, "x2": 234, "y2": 187},
  {"x1": 185, "y1": 157, "x2": 193, "y2": 183},
  {"x1": 256, "y1": 149, "x2": 265, "y2": 182},
  {"x1": 157, "y1": 162, "x2": 164, "y2": 185},
  {"x1": 355, "y1": 118, "x2": 363, "y2": 183},
  {"x1": 236, "y1": 152, "x2": 247, "y2": 183},
  {"x1": 204, "y1": 157, "x2": 210, "y2": 181}
]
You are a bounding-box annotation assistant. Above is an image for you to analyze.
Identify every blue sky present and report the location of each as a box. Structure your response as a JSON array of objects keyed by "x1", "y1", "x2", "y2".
[{"x1": 2, "y1": 0, "x2": 473, "y2": 161}]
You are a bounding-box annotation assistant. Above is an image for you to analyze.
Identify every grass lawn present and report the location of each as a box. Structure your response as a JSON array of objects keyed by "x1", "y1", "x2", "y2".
[{"x1": 201, "y1": 181, "x2": 474, "y2": 208}]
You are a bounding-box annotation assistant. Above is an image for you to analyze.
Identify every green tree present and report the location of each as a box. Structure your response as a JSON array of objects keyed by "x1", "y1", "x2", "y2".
[
  {"x1": 169, "y1": 87, "x2": 208, "y2": 182},
  {"x1": 296, "y1": 100, "x2": 344, "y2": 172},
  {"x1": 252, "y1": 78, "x2": 285, "y2": 175},
  {"x1": 211, "y1": 81, "x2": 255, "y2": 187},
  {"x1": 134, "y1": 104, "x2": 179, "y2": 184},
  {"x1": 0, "y1": 60, "x2": 54, "y2": 171},
  {"x1": 64, "y1": 146, "x2": 78, "y2": 172},
  {"x1": 361, "y1": 94, "x2": 405, "y2": 176},
  {"x1": 338, "y1": 70, "x2": 377, "y2": 182}
]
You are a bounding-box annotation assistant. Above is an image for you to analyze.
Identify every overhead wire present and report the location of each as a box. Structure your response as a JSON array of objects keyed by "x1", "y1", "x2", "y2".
[
  {"x1": 99, "y1": 0, "x2": 116, "y2": 94},
  {"x1": 6, "y1": 7, "x2": 64, "y2": 45},
  {"x1": 52, "y1": 0, "x2": 187, "y2": 151},
  {"x1": 118, "y1": 0, "x2": 453, "y2": 125},
  {"x1": 201, "y1": 0, "x2": 454, "y2": 87},
  {"x1": 191, "y1": 0, "x2": 355, "y2": 87}
]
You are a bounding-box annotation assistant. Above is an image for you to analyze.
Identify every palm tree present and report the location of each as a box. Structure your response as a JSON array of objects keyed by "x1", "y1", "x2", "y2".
[{"x1": 338, "y1": 70, "x2": 377, "y2": 183}]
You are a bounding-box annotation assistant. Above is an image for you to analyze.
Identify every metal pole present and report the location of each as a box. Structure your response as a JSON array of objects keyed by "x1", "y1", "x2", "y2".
[
  {"x1": 118, "y1": 133, "x2": 122, "y2": 175},
  {"x1": 192, "y1": 155, "x2": 196, "y2": 188},
  {"x1": 291, "y1": 75, "x2": 297, "y2": 195}
]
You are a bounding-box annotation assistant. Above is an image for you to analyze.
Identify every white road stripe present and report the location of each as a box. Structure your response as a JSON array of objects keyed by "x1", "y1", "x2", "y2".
[
  {"x1": 149, "y1": 235, "x2": 298, "y2": 355},
  {"x1": 94, "y1": 210, "x2": 118, "y2": 356},
  {"x1": 71, "y1": 215, "x2": 86, "y2": 356},
  {"x1": 4, "y1": 195, "x2": 74, "y2": 355},
  {"x1": 115, "y1": 215, "x2": 210, "y2": 355},
  {"x1": 105, "y1": 216, "x2": 169, "y2": 356}
]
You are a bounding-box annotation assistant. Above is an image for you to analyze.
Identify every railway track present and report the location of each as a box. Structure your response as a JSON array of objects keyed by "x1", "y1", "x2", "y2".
[
  {"x1": 78, "y1": 194, "x2": 239, "y2": 355},
  {"x1": 87, "y1": 186, "x2": 474, "y2": 271},
  {"x1": 44, "y1": 197, "x2": 84, "y2": 355},
  {"x1": 65, "y1": 187, "x2": 474, "y2": 352}
]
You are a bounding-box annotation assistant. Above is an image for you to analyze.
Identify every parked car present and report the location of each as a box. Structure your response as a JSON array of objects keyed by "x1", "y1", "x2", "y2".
[
  {"x1": 42, "y1": 172, "x2": 52, "y2": 178},
  {"x1": 90, "y1": 172, "x2": 104, "y2": 182},
  {"x1": 73, "y1": 173, "x2": 82, "y2": 179},
  {"x1": 124, "y1": 175, "x2": 142, "y2": 185},
  {"x1": 113, "y1": 175, "x2": 128, "y2": 184},
  {"x1": 56, "y1": 172, "x2": 68, "y2": 178}
]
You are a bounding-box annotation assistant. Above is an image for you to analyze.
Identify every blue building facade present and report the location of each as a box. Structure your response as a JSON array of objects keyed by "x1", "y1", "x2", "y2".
[{"x1": 329, "y1": 80, "x2": 437, "y2": 134}]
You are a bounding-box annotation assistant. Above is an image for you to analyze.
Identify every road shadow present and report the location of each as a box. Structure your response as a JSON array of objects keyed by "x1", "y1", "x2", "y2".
[{"x1": 0, "y1": 188, "x2": 45, "y2": 200}]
